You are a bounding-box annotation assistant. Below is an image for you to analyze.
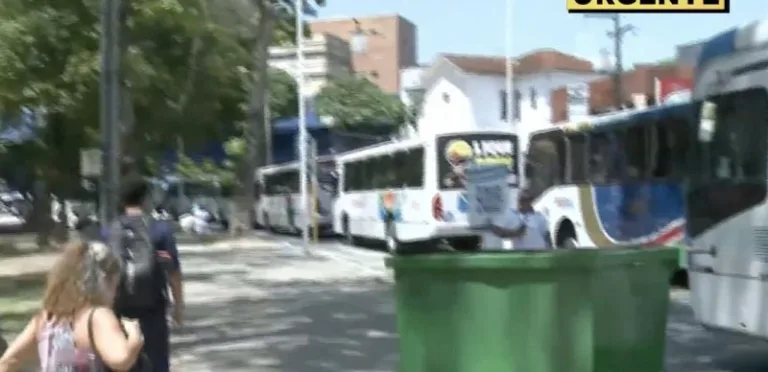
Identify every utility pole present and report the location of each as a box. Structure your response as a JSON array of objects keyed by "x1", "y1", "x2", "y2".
[
  {"x1": 586, "y1": 14, "x2": 635, "y2": 110},
  {"x1": 99, "y1": 0, "x2": 122, "y2": 227}
]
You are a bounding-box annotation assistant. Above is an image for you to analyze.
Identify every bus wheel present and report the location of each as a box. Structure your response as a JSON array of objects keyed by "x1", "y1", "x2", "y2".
[
  {"x1": 560, "y1": 238, "x2": 578, "y2": 249},
  {"x1": 385, "y1": 220, "x2": 400, "y2": 253},
  {"x1": 449, "y1": 237, "x2": 480, "y2": 251},
  {"x1": 342, "y1": 215, "x2": 356, "y2": 246}
]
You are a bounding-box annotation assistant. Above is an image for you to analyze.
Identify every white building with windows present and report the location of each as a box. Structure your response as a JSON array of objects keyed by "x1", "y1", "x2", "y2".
[
  {"x1": 415, "y1": 50, "x2": 603, "y2": 140},
  {"x1": 268, "y1": 33, "x2": 353, "y2": 96}
]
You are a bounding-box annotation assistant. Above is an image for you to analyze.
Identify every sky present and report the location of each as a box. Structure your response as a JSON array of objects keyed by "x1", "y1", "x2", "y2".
[{"x1": 317, "y1": 0, "x2": 767, "y2": 67}]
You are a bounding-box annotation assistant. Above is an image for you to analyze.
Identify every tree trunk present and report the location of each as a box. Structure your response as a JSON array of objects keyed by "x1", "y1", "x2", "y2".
[{"x1": 230, "y1": 1, "x2": 276, "y2": 235}]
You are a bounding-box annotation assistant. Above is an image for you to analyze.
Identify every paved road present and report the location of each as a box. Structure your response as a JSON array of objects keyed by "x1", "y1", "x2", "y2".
[
  {"x1": 171, "y1": 237, "x2": 395, "y2": 371},
  {"x1": 169, "y1": 232, "x2": 768, "y2": 371},
  {"x1": 2, "y1": 229, "x2": 767, "y2": 371}
]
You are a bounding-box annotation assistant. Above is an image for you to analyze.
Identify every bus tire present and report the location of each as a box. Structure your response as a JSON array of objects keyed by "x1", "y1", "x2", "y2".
[
  {"x1": 342, "y1": 214, "x2": 356, "y2": 246},
  {"x1": 448, "y1": 237, "x2": 480, "y2": 251},
  {"x1": 556, "y1": 220, "x2": 577, "y2": 249},
  {"x1": 385, "y1": 220, "x2": 401, "y2": 253}
]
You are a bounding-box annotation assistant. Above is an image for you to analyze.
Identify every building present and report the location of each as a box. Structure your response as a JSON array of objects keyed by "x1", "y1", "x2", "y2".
[
  {"x1": 310, "y1": 14, "x2": 418, "y2": 94},
  {"x1": 676, "y1": 41, "x2": 704, "y2": 66},
  {"x1": 268, "y1": 33, "x2": 352, "y2": 97},
  {"x1": 549, "y1": 63, "x2": 695, "y2": 122},
  {"x1": 400, "y1": 65, "x2": 428, "y2": 107},
  {"x1": 415, "y1": 50, "x2": 601, "y2": 138}
]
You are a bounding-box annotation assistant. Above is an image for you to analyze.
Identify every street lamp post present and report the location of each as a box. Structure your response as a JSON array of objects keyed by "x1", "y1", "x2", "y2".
[
  {"x1": 585, "y1": 14, "x2": 635, "y2": 110},
  {"x1": 99, "y1": 0, "x2": 122, "y2": 227},
  {"x1": 504, "y1": 0, "x2": 514, "y2": 129},
  {"x1": 295, "y1": 0, "x2": 310, "y2": 249}
]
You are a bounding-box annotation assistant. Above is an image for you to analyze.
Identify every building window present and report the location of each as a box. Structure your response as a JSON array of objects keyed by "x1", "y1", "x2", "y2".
[
  {"x1": 530, "y1": 87, "x2": 537, "y2": 109},
  {"x1": 501, "y1": 90, "x2": 522, "y2": 121},
  {"x1": 499, "y1": 89, "x2": 523, "y2": 120},
  {"x1": 500, "y1": 90, "x2": 507, "y2": 120}
]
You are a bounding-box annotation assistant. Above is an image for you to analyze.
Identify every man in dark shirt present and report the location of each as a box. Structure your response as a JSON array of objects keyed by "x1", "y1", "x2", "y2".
[{"x1": 107, "y1": 176, "x2": 185, "y2": 372}]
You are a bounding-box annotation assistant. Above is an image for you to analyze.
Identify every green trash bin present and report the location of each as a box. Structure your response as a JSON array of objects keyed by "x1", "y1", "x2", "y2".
[{"x1": 386, "y1": 247, "x2": 678, "y2": 372}]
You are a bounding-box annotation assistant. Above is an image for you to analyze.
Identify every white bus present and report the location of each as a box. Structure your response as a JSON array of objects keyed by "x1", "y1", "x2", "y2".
[
  {"x1": 333, "y1": 131, "x2": 519, "y2": 252},
  {"x1": 524, "y1": 102, "x2": 691, "y2": 250},
  {"x1": 686, "y1": 19, "x2": 768, "y2": 338},
  {"x1": 255, "y1": 156, "x2": 338, "y2": 233}
]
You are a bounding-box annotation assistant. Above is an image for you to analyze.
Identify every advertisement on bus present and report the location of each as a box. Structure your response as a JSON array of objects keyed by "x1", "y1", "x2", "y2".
[{"x1": 437, "y1": 133, "x2": 519, "y2": 190}]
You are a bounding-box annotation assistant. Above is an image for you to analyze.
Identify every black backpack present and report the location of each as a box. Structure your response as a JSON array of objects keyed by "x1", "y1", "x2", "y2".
[{"x1": 112, "y1": 215, "x2": 161, "y2": 311}]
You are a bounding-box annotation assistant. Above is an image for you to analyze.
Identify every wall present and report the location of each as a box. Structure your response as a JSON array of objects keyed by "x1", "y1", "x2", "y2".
[
  {"x1": 310, "y1": 14, "x2": 418, "y2": 93},
  {"x1": 417, "y1": 68, "x2": 601, "y2": 139},
  {"x1": 268, "y1": 34, "x2": 352, "y2": 96}
]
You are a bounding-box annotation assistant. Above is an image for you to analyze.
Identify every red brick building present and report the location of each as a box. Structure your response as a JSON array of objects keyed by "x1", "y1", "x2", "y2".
[
  {"x1": 310, "y1": 14, "x2": 418, "y2": 94},
  {"x1": 550, "y1": 63, "x2": 694, "y2": 123}
]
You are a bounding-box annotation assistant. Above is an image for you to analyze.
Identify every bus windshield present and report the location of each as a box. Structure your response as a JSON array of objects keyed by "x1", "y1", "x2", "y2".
[{"x1": 686, "y1": 87, "x2": 768, "y2": 236}]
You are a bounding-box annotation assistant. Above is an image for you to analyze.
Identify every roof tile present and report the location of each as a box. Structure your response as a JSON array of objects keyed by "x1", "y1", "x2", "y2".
[{"x1": 442, "y1": 49, "x2": 594, "y2": 75}]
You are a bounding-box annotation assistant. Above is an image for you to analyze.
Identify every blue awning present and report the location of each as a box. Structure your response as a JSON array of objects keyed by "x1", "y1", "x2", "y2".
[{"x1": 0, "y1": 109, "x2": 39, "y2": 144}]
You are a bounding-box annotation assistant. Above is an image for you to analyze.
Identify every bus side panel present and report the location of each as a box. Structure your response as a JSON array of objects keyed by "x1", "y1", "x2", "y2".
[
  {"x1": 591, "y1": 181, "x2": 685, "y2": 245},
  {"x1": 532, "y1": 185, "x2": 592, "y2": 247},
  {"x1": 342, "y1": 191, "x2": 387, "y2": 240},
  {"x1": 391, "y1": 189, "x2": 436, "y2": 242}
]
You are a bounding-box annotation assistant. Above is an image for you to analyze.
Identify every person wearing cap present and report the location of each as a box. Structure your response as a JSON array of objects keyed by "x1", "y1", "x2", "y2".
[{"x1": 485, "y1": 190, "x2": 552, "y2": 250}]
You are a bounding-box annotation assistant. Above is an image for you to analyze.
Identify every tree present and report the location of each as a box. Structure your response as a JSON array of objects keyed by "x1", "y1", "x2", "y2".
[
  {"x1": 0, "y1": 0, "x2": 252, "y2": 244},
  {"x1": 208, "y1": 0, "x2": 323, "y2": 234},
  {"x1": 170, "y1": 68, "x2": 297, "y2": 188},
  {"x1": 315, "y1": 76, "x2": 406, "y2": 132},
  {"x1": 268, "y1": 67, "x2": 299, "y2": 120}
]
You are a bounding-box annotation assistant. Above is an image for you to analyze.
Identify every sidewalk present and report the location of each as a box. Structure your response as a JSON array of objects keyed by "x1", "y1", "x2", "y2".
[
  {"x1": 0, "y1": 235, "x2": 279, "y2": 279},
  {"x1": 169, "y1": 237, "x2": 397, "y2": 371},
  {"x1": 0, "y1": 252, "x2": 59, "y2": 278}
]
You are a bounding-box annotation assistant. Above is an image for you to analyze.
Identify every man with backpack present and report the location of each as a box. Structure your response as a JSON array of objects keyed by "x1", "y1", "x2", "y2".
[{"x1": 108, "y1": 174, "x2": 184, "y2": 372}]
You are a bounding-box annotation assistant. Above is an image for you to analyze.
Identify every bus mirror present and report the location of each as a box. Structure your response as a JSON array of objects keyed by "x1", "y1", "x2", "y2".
[{"x1": 698, "y1": 100, "x2": 717, "y2": 143}]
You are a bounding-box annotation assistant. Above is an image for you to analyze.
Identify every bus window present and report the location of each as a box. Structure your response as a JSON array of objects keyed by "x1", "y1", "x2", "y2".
[
  {"x1": 370, "y1": 156, "x2": 390, "y2": 189},
  {"x1": 623, "y1": 125, "x2": 649, "y2": 180},
  {"x1": 343, "y1": 163, "x2": 355, "y2": 191},
  {"x1": 400, "y1": 148, "x2": 424, "y2": 187},
  {"x1": 526, "y1": 132, "x2": 565, "y2": 199},
  {"x1": 589, "y1": 133, "x2": 609, "y2": 183},
  {"x1": 651, "y1": 117, "x2": 689, "y2": 179},
  {"x1": 345, "y1": 160, "x2": 371, "y2": 191},
  {"x1": 566, "y1": 133, "x2": 588, "y2": 184}
]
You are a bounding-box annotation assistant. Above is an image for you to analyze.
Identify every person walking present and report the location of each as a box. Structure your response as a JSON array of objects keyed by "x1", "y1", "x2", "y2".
[
  {"x1": 0, "y1": 240, "x2": 144, "y2": 371},
  {"x1": 109, "y1": 174, "x2": 185, "y2": 372},
  {"x1": 485, "y1": 190, "x2": 552, "y2": 250}
]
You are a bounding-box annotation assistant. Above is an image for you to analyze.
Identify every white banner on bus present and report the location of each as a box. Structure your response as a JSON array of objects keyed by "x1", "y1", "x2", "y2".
[{"x1": 465, "y1": 164, "x2": 510, "y2": 229}]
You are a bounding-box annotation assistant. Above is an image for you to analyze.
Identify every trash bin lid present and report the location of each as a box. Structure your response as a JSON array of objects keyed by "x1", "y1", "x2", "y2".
[{"x1": 385, "y1": 247, "x2": 679, "y2": 271}]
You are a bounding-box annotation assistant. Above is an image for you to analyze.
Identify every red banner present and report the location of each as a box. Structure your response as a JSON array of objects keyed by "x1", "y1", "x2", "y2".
[{"x1": 655, "y1": 77, "x2": 692, "y2": 104}]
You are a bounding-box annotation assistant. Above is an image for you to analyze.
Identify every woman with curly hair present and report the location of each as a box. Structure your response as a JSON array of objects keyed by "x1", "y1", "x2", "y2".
[{"x1": 0, "y1": 240, "x2": 144, "y2": 371}]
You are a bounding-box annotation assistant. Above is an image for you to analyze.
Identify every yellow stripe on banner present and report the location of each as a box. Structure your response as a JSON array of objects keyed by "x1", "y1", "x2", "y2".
[{"x1": 577, "y1": 185, "x2": 614, "y2": 247}]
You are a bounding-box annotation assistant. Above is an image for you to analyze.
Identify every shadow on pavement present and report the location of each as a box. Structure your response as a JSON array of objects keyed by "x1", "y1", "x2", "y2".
[
  {"x1": 666, "y1": 300, "x2": 768, "y2": 372},
  {"x1": 173, "y1": 279, "x2": 398, "y2": 372}
]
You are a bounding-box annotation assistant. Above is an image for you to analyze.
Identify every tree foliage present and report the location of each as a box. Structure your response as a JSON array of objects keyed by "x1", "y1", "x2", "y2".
[
  {"x1": 315, "y1": 76, "x2": 406, "y2": 131},
  {"x1": 0, "y1": 0, "x2": 254, "y2": 189},
  {"x1": 268, "y1": 67, "x2": 298, "y2": 120}
]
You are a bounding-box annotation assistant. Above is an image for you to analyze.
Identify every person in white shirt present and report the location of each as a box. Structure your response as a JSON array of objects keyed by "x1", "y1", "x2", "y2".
[{"x1": 485, "y1": 190, "x2": 552, "y2": 250}]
